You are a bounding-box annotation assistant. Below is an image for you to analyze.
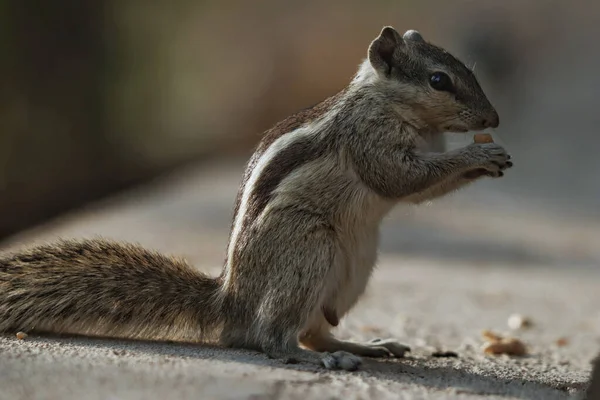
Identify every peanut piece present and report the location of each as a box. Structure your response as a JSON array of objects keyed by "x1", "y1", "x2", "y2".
[{"x1": 473, "y1": 133, "x2": 494, "y2": 144}]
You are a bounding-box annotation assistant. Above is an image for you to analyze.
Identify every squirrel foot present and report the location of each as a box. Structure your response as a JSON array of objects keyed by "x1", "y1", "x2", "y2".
[
  {"x1": 332, "y1": 338, "x2": 410, "y2": 358},
  {"x1": 321, "y1": 351, "x2": 363, "y2": 371},
  {"x1": 301, "y1": 333, "x2": 411, "y2": 359},
  {"x1": 266, "y1": 348, "x2": 362, "y2": 371}
]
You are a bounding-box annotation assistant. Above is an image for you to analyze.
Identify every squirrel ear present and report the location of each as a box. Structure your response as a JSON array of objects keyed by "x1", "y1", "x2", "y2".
[
  {"x1": 368, "y1": 26, "x2": 404, "y2": 76},
  {"x1": 403, "y1": 30, "x2": 425, "y2": 43}
]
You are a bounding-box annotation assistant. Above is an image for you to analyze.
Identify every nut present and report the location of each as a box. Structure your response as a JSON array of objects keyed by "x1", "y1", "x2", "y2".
[
  {"x1": 473, "y1": 133, "x2": 494, "y2": 144},
  {"x1": 482, "y1": 338, "x2": 527, "y2": 356},
  {"x1": 480, "y1": 329, "x2": 527, "y2": 356}
]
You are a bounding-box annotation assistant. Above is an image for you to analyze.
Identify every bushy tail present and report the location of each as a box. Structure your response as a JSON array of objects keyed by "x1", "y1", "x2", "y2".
[{"x1": 0, "y1": 239, "x2": 223, "y2": 342}]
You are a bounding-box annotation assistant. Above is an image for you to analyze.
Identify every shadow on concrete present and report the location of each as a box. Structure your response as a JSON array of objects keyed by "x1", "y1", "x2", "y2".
[{"x1": 19, "y1": 334, "x2": 585, "y2": 400}]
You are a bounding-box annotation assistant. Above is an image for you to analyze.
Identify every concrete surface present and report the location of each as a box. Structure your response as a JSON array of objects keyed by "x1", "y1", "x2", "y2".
[{"x1": 1, "y1": 159, "x2": 599, "y2": 400}]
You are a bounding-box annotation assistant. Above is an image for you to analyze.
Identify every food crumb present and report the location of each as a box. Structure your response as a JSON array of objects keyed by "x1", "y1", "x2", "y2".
[
  {"x1": 480, "y1": 329, "x2": 527, "y2": 356},
  {"x1": 431, "y1": 351, "x2": 459, "y2": 358},
  {"x1": 16, "y1": 332, "x2": 28, "y2": 340},
  {"x1": 507, "y1": 314, "x2": 532, "y2": 330},
  {"x1": 481, "y1": 329, "x2": 503, "y2": 342},
  {"x1": 473, "y1": 133, "x2": 494, "y2": 144},
  {"x1": 556, "y1": 337, "x2": 569, "y2": 347},
  {"x1": 482, "y1": 338, "x2": 527, "y2": 356}
]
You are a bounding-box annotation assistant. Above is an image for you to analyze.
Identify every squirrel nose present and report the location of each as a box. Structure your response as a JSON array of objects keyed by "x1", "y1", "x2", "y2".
[{"x1": 482, "y1": 112, "x2": 500, "y2": 128}]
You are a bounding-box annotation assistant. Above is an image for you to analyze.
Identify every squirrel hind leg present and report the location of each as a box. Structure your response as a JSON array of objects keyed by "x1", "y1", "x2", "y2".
[
  {"x1": 248, "y1": 311, "x2": 361, "y2": 370},
  {"x1": 256, "y1": 307, "x2": 361, "y2": 371},
  {"x1": 252, "y1": 304, "x2": 363, "y2": 370},
  {"x1": 303, "y1": 334, "x2": 410, "y2": 358}
]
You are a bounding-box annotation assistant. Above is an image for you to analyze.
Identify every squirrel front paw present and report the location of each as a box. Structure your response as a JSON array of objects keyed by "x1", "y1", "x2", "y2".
[{"x1": 466, "y1": 143, "x2": 513, "y2": 178}]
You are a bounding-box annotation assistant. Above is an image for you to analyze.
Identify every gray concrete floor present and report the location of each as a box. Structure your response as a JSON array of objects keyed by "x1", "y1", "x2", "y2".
[{"x1": 1, "y1": 159, "x2": 599, "y2": 400}]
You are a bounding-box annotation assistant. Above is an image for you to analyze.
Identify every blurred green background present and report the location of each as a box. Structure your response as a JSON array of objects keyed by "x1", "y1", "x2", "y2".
[{"x1": 1, "y1": 0, "x2": 598, "y2": 240}]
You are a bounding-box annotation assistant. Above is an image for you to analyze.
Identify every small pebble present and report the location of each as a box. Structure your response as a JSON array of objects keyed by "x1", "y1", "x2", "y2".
[
  {"x1": 431, "y1": 351, "x2": 458, "y2": 358},
  {"x1": 507, "y1": 314, "x2": 532, "y2": 330}
]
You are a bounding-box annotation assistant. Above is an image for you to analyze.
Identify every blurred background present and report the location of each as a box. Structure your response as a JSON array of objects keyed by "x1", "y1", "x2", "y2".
[{"x1": 1, "y1": 0, "x2": 599, "y2": 266}]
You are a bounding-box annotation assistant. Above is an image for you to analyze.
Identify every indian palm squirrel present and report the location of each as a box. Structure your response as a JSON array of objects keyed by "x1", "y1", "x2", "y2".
[{"x1": 0, "y1": 26, "x2": 512, "y2": 371}]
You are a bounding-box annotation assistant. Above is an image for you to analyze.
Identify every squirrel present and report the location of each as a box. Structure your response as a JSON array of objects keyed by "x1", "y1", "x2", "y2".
[{"x1": 0, "y1": 26, "x2": 511, "y2": 371}]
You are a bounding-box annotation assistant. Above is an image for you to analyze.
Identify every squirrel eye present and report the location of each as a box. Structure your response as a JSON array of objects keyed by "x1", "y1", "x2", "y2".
[{"x1": 429, "y1": 72, "x2": 454, "y2": 92}]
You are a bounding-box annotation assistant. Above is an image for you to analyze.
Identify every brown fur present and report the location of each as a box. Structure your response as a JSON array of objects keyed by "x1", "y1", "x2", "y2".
[
  {"x1": 222, "y1": 89, "x2": 346, "y2": 268},
  {"x1": 0, "y1": 239, "x2": 221, "y2": 341},
  {"x1": 0, "y1": 27, "x2": 512, "y2": 371}
]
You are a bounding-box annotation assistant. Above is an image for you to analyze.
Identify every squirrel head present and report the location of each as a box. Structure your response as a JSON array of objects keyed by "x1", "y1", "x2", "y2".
[{"x1": 366, "y1": 26, "x2": 499, "y2": 133}]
